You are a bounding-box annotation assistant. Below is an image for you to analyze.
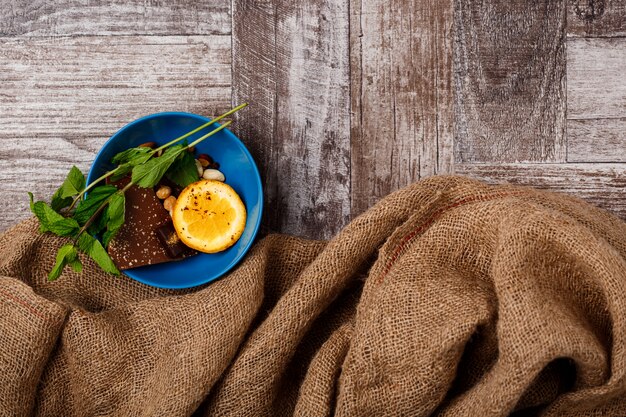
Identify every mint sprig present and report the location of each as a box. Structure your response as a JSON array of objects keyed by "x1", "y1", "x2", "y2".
[
  {"x1": 166, "y1": 149, "x2": 198, "y2": 188},
  {"x1": 102, "y1": 193, "x2": 125, "y2": 248},
  {"x1": 51, "y1": 166, "x2": 86, "y2": 211},
  {"x1": 49, "y1": 243, "x2": 81, "y2": 281},
  {"x1": 28, "y1": 103, "x2": 247, "y2": 281},
  {"x1": 132, "y1": 144, "x2": 186, "y2": 188}
]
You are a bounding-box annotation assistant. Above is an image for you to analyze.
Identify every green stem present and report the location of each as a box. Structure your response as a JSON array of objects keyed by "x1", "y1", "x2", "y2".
[
  {"x1": 186, "y1": 121, "x2": 232, "y2": 149},
  {"x1": 72, "y1": 182, "x2": 133, "y2": 242},
  {"x1": 68, "y1": 104, "x2": 244, "y2": 214},
  {"x1": 153, "y1": 103, "x2": 248, "y2": 152},
  {"x1": 69, "y1": 103, "x2": 247, "y2": 210},
  {"x1": 67, "y1": 167, "x2": 120, "y2": 212},
  {"x1": 130, "y1": 122, "x2": 233, "y2": 187}
]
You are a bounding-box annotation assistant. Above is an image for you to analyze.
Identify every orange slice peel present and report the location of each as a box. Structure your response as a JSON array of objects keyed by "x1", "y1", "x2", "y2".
[{"x1": 172, "y1": 180, "x2": 247, "y2": 253}]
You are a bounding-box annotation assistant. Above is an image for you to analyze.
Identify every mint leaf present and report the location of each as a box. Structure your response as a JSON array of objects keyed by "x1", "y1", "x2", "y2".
[
  {"x1": 73, "y1": 185, "x2": 117, "y2": 225},
  {"x1": 28, "y1": 192, "x2": 35, "y2": 211},
  {"x1": 87, "y1": 205, "x2": 109, "y2": 236},
  {"x1": 51, "y1": 166, "x2": 86, "y2": 211},
  {"x1": 69, "y1": 258, "x2": 83, "y2": 273},
  {"x1": 111, "y1": 147, "x2": 152, "y2": 165},
  {"x1": 165, "y1": 150, "x2": 198, "y2": 187},
  {"x1": 51, "y1": 195, "x2": 72, "y2": 212},
  {"x1": 29, "y1": 193, "x2": 80, "y2": 237},
  {"x1": 109, "y1": 147, "x2": 153, "y2": 182},
  {"x1": 77, "y1": 233, "x2": 119, "y2": 275},
  {"x1": 48, "y1": 243, "x2": 78, "y2": 281},
  {"x1": 87, "y1": 191, "x2": 124, "y2": 239},
  {"x1": 132, "y1": 145, "x2": 184, "y2": 188},
  {"x1": 109, "y1": 164, "x2": 132, "y2": 182},
  {"x1": 45, "y1": 217, "x2": 80, "y2": 237},
  {"x1": 102, "y1": 193, "x2": 125, "y2": 248}
]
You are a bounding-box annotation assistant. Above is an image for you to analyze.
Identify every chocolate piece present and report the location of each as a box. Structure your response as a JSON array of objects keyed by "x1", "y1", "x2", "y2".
[
  {"x1": 107, "y1": 177, "x2": 196, "y2": 270},
  {"x1": 156, "y1": 222, "x2": 191, "y2": 258}
]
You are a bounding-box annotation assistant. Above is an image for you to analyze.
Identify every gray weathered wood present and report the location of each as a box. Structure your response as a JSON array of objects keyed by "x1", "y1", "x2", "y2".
[
  {"x1": 454, "y1": 0, "x2": 567, "y2": 163},
  {"x1": 568, "y1": 119, "x2": 626, "y2": 163},
  {"x1": 0, "y1": 0, "x2": 231, "y2": 36},
  {"x1": 568, "y1": 0, "x2": 626, "y2": 37},
  {"x1": 567, "y1": 38, "x2": 626, "y2": 120},
  {"x1": 350, "y1": 0, "x2": 455, "y2": 216},
  {"x1": 232, "y1": 0, "x2": 351, "y2": 240},
  {"x1": 455, "y1": 163, "x2": 626, "y2": 220},
  {"x1": 567, "y1": 37, "x2": 626, "y2": 162},
  {"x1": 1, "y1": 0, "x2": 626, "y2": 239},
  {"x1": 0, "y1": 35, "x2": 231, "y2": 232},
  {"x1": 0, "y1": 36, "x2": 231, "y2": 138}
]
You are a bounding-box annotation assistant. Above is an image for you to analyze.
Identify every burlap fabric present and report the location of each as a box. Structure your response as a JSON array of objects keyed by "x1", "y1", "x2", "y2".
[{"x1": 1, "y1": 175, "x2": 625, "y2": 416}]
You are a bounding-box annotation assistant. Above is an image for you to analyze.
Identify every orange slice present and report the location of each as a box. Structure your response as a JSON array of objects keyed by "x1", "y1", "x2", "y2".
[{"x1": 171, "y1": 180, "x2": 246, "y2": 253}]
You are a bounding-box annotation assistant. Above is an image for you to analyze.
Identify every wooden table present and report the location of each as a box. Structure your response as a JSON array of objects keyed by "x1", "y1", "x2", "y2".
[{"x1": 1, "y1": 0, "x2": 624, "y2": 238}]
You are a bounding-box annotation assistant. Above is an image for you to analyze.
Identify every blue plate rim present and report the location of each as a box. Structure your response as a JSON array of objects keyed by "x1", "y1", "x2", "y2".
[{"x1": 86, "y1": 111, "x2": 264, "y2": 289}]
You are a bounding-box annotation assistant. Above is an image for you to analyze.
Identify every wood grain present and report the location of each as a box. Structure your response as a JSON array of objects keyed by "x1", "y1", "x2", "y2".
[
  {"x1": 454, "y1": 0, "x2": 567, "y2": 163},
  {"x1": 232, "y1": 0, "x2": 351, "y2": 240},
  {"x1": 1, "y1": 0, "x2": 625, "y2": 239},
  {"x1": 567, "y1": 38, "x2": 626, "y2": 120},
  {"x1": 568, "y1": 119, "x2": 626, "y2": 163},
  {"x1": 456, "y1": 163, "x2": 626, "y2": 220},
  {"x1": 0, "y1": 0, "x2": 231, "y2": 36},
  {"x1": 350, "y1": 0, "x2": 454, "y2": 216},
  {"x1": 568, "y1": 0, "x2": 626, "y2": 37},
  {"x1": 0, "y1": 36, "x2": 231, "y2": 137},
  {"x1": 567, "y1": 37, "x2": 626, "y2": 163},
  {"x1": 0, "y1": 35, "x2": 231, "y2": 232}
]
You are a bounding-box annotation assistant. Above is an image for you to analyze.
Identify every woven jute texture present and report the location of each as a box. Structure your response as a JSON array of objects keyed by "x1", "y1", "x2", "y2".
[{"x1": 1, "y1": 175, "x2": 625, "y2": 416}]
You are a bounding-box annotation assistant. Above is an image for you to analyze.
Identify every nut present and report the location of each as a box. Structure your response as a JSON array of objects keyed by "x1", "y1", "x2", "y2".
[
  {"x1": 198, "y1": 158, "x2": 210, "y2": 168},
  {"x1": 195, "y1": 159, "x2": 204, "y2": 177},
  {"x1": 202, "y1": 169, "x2": 225, "y2": 182},
  {"x1": 156, "y1": 185, "x2": 172, "y2": 200},
  {"x1": 138, "y1": 141, "x2": 156, "y2": 148},
  {"x1": 163, "y1": 196, "x2": 177, "y2": 212},
  {"x1": 187, "y1": 145, "x2": 195, "y2": 153},
  {"x1": 197, "y1": 154, "x2": 213, "y2": 163},
  {"x1": 156, "y1": 149, "x2": 163, "y2": 157}
]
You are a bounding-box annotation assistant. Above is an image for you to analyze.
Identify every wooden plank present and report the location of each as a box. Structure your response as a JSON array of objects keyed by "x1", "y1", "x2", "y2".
[
  {"x1": 567, "y1": 38, "x2": 626, "y2": 120},
  {"x1": 567, "y1": 37, "x2": 626, "y2": 163},
  {"x1": 232, "y1": 0, "x2": 351, "y2": 240},
  {"x1": 0, "y1": 35, "x2": 231, "y2": 232},
  {"x1": 0, "y1": 36, "x2": 230, "y2": 138},
  {"x1": 567, "y1": 0, "x2": 626, "y2": 37},
  {"x1": 0, "y1": 141, "x2": 95, "y2": 233},
  {"x1": 455, "y1": 163, "x2": 626, "y2": 220},
  {"x1": 568, "y1": 119, "x2": 626, "y2": 162},
  {"x1": 350, "y1": 0, "x2": 455, "y2": 217},
  {"x1": 0, "y1": 0, "x2": 230, "y2": 36},
  {"x1": 454, "y1": 0, "x2": 567, "y2": 163}
]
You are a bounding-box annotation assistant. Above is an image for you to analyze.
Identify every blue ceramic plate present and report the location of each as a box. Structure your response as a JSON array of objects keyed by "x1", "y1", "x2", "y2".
[{"x1": 87, "y1": 112, "x2": 263, "y2": 289}]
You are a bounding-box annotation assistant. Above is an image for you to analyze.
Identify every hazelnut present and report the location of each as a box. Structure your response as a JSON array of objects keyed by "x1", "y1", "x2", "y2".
[
  {"x1": 138, "y1": 141, "x2": 156, "y2": 148},
  {"x1": 198, "y1": 158, "x2": 210, "y2": 168},
  {"x1": 156, "y1": 185, "x2": 172, "y2": 199},
  {"x1": 163, "y1": 196, "x2": 177, "y2": 212},
  {"x1": 197, "y1": 154, "x2": 213, "y2": 163}
]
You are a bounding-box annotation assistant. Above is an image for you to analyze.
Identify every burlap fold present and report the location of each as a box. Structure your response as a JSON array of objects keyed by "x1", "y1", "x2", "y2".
[{"x1": 1, "y1": 175, "x2": 625, "y2": 416}]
